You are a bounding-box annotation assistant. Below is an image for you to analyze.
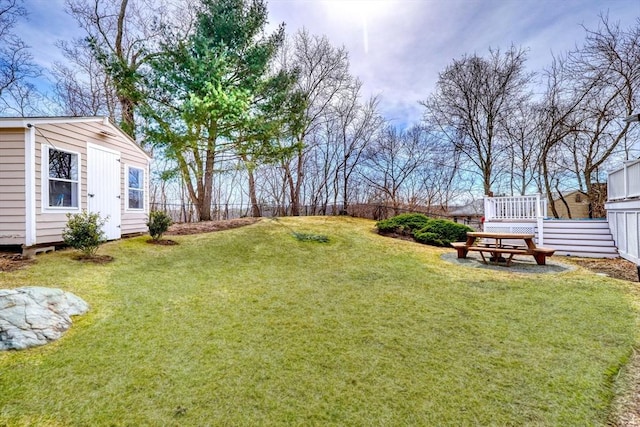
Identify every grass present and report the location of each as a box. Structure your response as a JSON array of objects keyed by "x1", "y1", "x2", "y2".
[
  {"x1": 0, "y1": 216, "x2": 638, "y2": 426},
  {"x1": 291, "y1": 231, "x2": 330, "y2": 243}
]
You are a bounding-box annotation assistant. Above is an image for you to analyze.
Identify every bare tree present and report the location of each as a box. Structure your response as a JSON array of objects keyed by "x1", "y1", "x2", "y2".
[
  {"x1": 536, "y1": 16, "x2": 639, "y2": 218},
  {"x1": 52, "y1": 39, "x2": 118, "y2": 117},
  {"x1": 64, "y1": 0, "x2": 191, "y2": 137},
  {"x1": 416, "y1": 139, "x2": 463, "y2": 211},
  {"x1": 331, "y1": 86, "x2": 384, "y2": 212},
  {"x1": 0, "y1": 0, "x2": 40, "y2": 115},
  {"x1": 421, "y1": 46, "x2": 534, "y2": 195},
  {"x1": 502, "y1": 101, "x2": 541, "y2": 195},
  {"x1": 534, "y1": 55, "x2": 591, "y2": 217},
  {"x1": 361, "y1": 125, "x2": 431, "y2": 215},
  {"x1": 305, "y1": 122, "x2": 339, "y2": 214},
  {"x1": 278, "y1": 29, "x2": 353, "y2": 215},
  {"x1": 569, "y1": 16, "x2": 640, "y2": 217}
]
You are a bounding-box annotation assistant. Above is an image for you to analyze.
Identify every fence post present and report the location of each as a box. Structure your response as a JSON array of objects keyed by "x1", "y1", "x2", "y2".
[
  {"x1": 624, "y1": 162, "x2": 629, "y2": 199},
  {"x1": 483, "y1": 195, "x2": 492, "y2": 223},
  {"x1": 536, "y1": 193, "x2": 544, "y2": 246}
]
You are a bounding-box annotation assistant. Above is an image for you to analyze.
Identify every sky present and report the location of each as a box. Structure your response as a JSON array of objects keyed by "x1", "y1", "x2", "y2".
[{"x1": 13, "y1": 0, "x2": 640, "y2": 126}]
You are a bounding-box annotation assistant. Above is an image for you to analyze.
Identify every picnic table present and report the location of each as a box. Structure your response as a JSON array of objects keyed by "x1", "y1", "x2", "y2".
[{"x1": 451, "y1": 231, "x2": 555, "y2": 266}]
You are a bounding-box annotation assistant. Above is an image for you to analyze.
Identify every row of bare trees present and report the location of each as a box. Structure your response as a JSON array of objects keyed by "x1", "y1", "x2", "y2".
[
  {"x1": 422, "y1": 16, "x2": 640, "y2": 216},
  {"x1": 1, "y1": 0, "x2": 639, "y2": 219}
]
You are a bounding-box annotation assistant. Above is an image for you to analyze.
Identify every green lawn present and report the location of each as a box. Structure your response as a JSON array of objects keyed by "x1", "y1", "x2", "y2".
[{"x1": 0, "y1": 216, "x2": 638, "y2": 426}]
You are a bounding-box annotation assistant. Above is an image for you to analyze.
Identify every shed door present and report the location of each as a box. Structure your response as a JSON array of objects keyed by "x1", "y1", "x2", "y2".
[{"x1": 87, "y1": 145, "x2": 121, "y2": 240}]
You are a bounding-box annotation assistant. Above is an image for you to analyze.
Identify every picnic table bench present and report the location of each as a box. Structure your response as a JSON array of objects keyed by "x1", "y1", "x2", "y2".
[{"x1": 451, "y1": 232, "x2": 556, "y2": 266}]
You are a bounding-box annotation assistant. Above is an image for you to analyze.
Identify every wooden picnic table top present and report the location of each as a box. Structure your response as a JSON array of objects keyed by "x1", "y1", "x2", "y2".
[
  {"x1": 454, "y1": 232, "x2": 554, "y2": 266},
  {"x1": 466, "y1": 232, "x2": 535, "y2": 239}
]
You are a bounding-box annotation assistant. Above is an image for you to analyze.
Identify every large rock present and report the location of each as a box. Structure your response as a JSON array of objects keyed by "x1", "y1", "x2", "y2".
[{"x1": 0, "y1": 287, "x2": 89, "y2": 351}]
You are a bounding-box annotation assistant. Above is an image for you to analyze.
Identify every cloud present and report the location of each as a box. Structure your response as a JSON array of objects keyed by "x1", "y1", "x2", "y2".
[
  {"x1": 274, "y1": 0, "x2": 638, "y2": 125},
  {"x1": 12, "y1": 0, "x2": 640, "y2": 126},
  {"x1": 15, "y1": 0, "x2": 77, "y2": 70}
]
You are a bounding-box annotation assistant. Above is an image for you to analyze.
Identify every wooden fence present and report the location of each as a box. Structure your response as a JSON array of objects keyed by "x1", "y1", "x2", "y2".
[{"x1": 149, "y1": 202, "x2": 454, "y2": 224}]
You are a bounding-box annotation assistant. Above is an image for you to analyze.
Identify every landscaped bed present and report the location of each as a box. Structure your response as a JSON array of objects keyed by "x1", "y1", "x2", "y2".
[{"x1": 0, "y1": 216, "x2": 638, "y2": 425}]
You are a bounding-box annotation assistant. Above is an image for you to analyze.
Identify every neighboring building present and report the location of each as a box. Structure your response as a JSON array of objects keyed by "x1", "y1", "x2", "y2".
[
  {"x1": 548, "y1": 185, "x2": 607, "y2": 219},
  {"x1": 447, "y1": 199, "x2": 484, "y2": 229},
  {"x1": 548, "y1": 190, "x2": 590, "y2": 219},
  {"x1": 0, "y1": 117, "x2": 151, "y2": 252}
]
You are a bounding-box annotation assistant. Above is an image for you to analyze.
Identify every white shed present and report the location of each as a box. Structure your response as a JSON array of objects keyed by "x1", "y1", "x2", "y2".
[{"x1": 0, "y1": 117, "x2": 151, "y2": 253}]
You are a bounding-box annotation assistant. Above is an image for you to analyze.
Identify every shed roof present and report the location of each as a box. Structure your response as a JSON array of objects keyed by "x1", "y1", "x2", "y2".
[{"x1": 0, "y1": 116, "x2": 151, "y2": 160}]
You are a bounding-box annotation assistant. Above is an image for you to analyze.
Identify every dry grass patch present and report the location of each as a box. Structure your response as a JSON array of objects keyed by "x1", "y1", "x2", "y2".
[{"x1": 567, "y1": 257, "x2": 639, "y2": 282}]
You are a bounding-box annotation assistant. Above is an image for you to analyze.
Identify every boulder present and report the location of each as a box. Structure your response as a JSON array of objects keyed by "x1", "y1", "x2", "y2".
[{"x1": 0, "y1": 287, "x2": 89, "y2": 351}]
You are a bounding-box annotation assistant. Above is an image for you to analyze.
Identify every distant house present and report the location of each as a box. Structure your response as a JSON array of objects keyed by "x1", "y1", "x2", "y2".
[
  {"x1": 548, "y1": 190, "x2": 590, "y2": 218},
  {"x1": 447, "y1": 199, "x2": 484, "y2": 228},
  {"x1": 549, "y1": 185, "x2": 607, "y2": 219},
  {"x1": 0, "y1": 117, "x2": 151, "y2": 253}
]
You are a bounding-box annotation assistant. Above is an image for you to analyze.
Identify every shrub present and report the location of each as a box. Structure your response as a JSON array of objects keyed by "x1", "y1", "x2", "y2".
[
  {"x1": 414, "y1": 219, "x2": 473, "y2": 247},
  {"x1": 376, "y1": 213, "x2": 431, "y2": 235},
  {"x1": 62, "y1": 211, "x2": 108, "y2": 257},
  {"x1": 413, "y1": 231, "x2": 445, "y2": 247},
  {"x1": 147, "y1": 211, "x2": 173, "y2": 241}
]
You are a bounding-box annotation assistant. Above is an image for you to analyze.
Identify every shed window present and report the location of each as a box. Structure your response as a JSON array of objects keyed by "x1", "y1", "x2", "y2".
[
  {"x1": 127, "y1": 166, "x2": 144, "y2": 210},
  {"x1": 47, "y1": 148, "x2": 79, "y2": 208}
]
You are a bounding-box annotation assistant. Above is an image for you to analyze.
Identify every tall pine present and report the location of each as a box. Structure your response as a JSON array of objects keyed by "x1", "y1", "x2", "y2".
[{"x1": 143, "y1": 0, "x2": 302, "y2": 220}]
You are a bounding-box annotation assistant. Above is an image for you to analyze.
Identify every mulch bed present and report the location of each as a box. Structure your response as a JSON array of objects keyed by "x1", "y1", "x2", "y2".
[
  {"x1": 146, "y1": 239, "x2": 179, "y2": 245},
  {"x1": 166, "y1": 217, "x2": 261, "y2": 235},
  {"x1": 72, "y1": 254, "x2": 114, "y2": 264},
  {"x1": 0, "y1": 253, "x2": 34, "y2": 272},
  {"x1": 441, "y1": 251, "x2": 574, "y2": 274}
]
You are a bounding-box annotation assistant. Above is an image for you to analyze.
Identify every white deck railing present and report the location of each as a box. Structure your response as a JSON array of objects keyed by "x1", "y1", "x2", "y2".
[
  {"x1": 608, "y1": 158, "x2": 640, "y2": 201},
  {"x1": 484, "y1": 194, "x2": 547, "y2": 245},
  {"x1": 484, "y1": 194, "x2": 547, "y2": 221}
]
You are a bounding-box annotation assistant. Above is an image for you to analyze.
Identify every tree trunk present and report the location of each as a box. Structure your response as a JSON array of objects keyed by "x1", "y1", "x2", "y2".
[
  {"x1": 342, "y1": 171, "x2": 349, "y2": 214},
  {"x1": 288, "y1": 148, "x2": 304, "y2": 216},
  {"x1": 541, "y1": 150, "x2": 560, "y2": 218},
  {"x1": 283, "y1": 162, "x2": 297, "y2": 216},
  {"x1": 196, "y1": 140, "x2": 215, "y2": 221},
  {"x1": 114, "y1": 0, "x2": 136, "y2": 139},
  {"x1": 584, "y1": 178, "x2": 606, "y2": 219},
  {"x1": 176, "y1": 147, "x2": 214, "y2": 222},
  {"x1": 246, "y1": 164, "x2": 261, "y2": 217},
  {"x1": 554, "y1": 185, "x2": 572, "y2": 219},
  {"x1": 483, "y1": 162, "x2": 492, "y2": 196},
  {"x1": 119, "y1": 96, "x2": 136, "y2": 138}
]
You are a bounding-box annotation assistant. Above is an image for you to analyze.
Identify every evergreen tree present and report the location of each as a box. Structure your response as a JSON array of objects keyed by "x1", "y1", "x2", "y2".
[{"x1": 143, "y1": 0, "x2": 302, "y2": 220}]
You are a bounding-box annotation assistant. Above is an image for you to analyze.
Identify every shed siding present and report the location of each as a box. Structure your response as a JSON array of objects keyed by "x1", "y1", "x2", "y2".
[
  {"x1": 0, "y1": 129, "x2": 26, "y2": 244},
  {"x1": 121, "y1": 161, "x2": 150, "y2": 235},
  {"x1": 33, "y1": 121, "x2": 149, "y2": 244},
  {"x1": 34, "y1": 123, "x2": 86, "y2": 244},
  {"x1": 549, "y1": 191, "x2": 591, "y2": 219}
]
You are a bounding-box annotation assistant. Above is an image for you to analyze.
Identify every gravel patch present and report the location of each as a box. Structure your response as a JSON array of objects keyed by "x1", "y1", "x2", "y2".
[{"x1": 441, "y1": 251, "x2": 575, "y2": 274}]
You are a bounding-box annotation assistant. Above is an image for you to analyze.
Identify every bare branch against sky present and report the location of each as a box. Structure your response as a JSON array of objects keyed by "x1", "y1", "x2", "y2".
[{"x1": 13, "y1": 0, "x2": 640, "y2": 126}]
